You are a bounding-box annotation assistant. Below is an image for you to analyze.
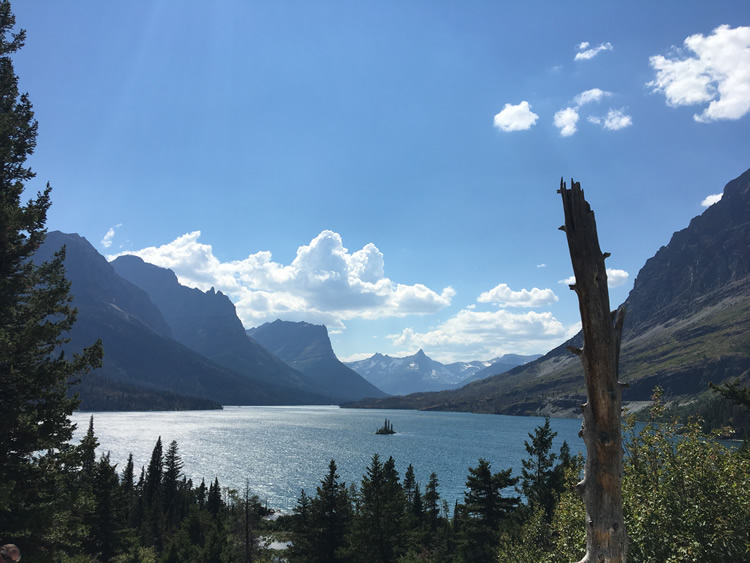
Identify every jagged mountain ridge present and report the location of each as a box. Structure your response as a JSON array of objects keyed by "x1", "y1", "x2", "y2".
[
  {"x1": 111, "y1": 255, "x2": 325, "y2": 397},
  {"x1": 37, "y1": 232, "x2": 334, "y2": 408},
  {"x1": 345, "y1": 167, "x2": 750, "y2": 415},
  {"x1": 345, "y1": 350, "x2": 540, "y2": 396},
  {"x1": 247, "y1": 320, "x2": 387, "y2": 401}
]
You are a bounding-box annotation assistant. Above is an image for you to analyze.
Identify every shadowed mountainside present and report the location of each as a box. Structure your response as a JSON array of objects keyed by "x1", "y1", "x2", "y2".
[
  {"x1": 247, "y1": 320, "x2": 387, "y2": 401},
  {"x1": 346, "y1": 168, "x2": 750, "y2": 416}
]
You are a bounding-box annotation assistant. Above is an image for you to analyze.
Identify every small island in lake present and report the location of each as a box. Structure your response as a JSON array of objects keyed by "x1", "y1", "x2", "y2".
[{"x1": 375, "y1": 418, "x2": 396, "y2": 435}]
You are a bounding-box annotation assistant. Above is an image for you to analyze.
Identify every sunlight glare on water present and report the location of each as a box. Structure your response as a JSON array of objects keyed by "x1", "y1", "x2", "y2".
[{"x1": 72, "y1": 406, "x2": 585, "y2": 513}]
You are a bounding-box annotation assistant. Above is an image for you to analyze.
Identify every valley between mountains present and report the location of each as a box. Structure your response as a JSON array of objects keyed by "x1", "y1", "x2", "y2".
[{"x1": 39, "y1": 167, "x2": 750, "y2": 416}]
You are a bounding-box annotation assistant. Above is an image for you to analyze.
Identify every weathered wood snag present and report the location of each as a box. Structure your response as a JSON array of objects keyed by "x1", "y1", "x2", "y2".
[{"x1": 558, "y1": 178, "x2": 627, "y2": 562}]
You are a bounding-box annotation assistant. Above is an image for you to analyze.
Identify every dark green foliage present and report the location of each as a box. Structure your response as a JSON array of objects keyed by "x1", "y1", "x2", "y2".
[
  {"x1": 347, "y1": 453, "x2": 405, "y2": 562},
  {"x1": 519, "y1": 417, "x2": 560, "y2": 518},
  {"x1": 0, "y1": 1, "x2": 102, "y2": 557},
  {"x1": 289, "y1": 460, "x2": 352, "y2": 562},
  {"x1": 458, "y1": 458, "x2": 520, "y2": 562}
]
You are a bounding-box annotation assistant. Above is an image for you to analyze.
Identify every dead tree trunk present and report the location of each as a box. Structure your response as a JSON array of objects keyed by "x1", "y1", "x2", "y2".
[{"x1": 558, "y1": 178, "x2": 627, "y2": 562}]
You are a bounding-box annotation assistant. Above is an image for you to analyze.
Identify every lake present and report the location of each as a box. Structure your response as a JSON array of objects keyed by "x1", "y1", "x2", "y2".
[{"x1": 72, "y1": 406, "x2": 586, "y2": 513}]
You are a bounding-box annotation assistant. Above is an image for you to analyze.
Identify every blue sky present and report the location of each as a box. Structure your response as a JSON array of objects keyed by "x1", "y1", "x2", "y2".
[{"x1": 14, "y1": 1, "x2": 750, "y2": 363}]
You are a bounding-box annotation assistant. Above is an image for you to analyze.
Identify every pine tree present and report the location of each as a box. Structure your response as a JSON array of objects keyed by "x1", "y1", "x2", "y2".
[
  {"x1": 163, "y1": 439, "x2": 184, "y2": 529},
  {"x1": 460, "y1": 458, "x2": 520, "y2": 562},
  {"x1": 79, "y1": 415, "x2": 99, "y2": 479},
  {"x1": 313, "y1": 459, "x2": 351, "y2": 562},
  {"x1": 0, "y1": 1, "x2": 102, "y2": 555},
  {"x1": 424, "y1": 472, "x2": 441, "y2": 532},
  {"x1": 520, "y1": 416, "x2": 559, "y2": 518}
]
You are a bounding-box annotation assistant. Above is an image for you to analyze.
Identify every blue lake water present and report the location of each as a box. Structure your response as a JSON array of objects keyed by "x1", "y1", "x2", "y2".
[{"x1": 72, "y1": 406, "x2": 586, "y2": 513}]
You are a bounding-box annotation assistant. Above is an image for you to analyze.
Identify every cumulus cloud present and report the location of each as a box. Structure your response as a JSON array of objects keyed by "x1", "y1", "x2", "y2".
[
  {"x1": 574, "y1": 88, "x2": 612, "y2": 106},
  {"x1": 477, "y1": 283, "x2": 558, "y2": 308},
  {"x1": 588, "y1": 108, "x2": 633, "y2": 130},
  {"x1": 389, "y1": 308, "x2": 568, "y2": 361},
  {"x1": 606, "y1": 269, "x2": 630, "y2": 287},
  {"x1": 111, "y1": 230, "x2": 455, "y2": 329},
  {"x1": 100, "y1": 223, "x2": 122, "y2": 249},
  {"x1": 648, "y1": 25, "x2": 750, "y2": 122},
  {"x1": 575, "y1": 41, "x2": 613, "y2": 61},
  {"x1": 554, "y1": 107, "x2": 579, "y2": 136},
  {"x1": 493, "y1": 101, "x2": 539, "y2": 132},
  {"x1": 701, "y1": 193, "x2": 723, "y2": 207},
  {"x1": 537, "y1": 263, "x2": 547, "y2": 268},
  {"x1": 559, "y1": 268, "x2": 630, "y2": 289}
]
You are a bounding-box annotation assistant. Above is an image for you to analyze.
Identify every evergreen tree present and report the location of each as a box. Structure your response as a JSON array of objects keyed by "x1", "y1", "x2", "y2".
[
  {"x1": 0, "y1": 2, "x2": 102, "y2": 556},
  {"x1": 163, "y1": 439, "x2": 184, "y2": 529},
  {"x1": 79, "y1": 415, "x2": 99, "y2": 479},
  {"x1": 348, "y1": 453, "x2": 405, "y2": 562},
  {"x1": 90, "y1": 453, "x2": 127, "y2": 561},
  {"x1": 423, "y1": 472, "x2": 441, "y2": 533},
  {"x1": 313, "y1": 459, "x2": 352, "y2": 562},
  {"x1": 142, "y1": 437, "x2": 165, "y2": 549},
  {"x1": 460, "y1": 458, "x2": 520, "y2": 562},
  {"x1": 520, "y1": 416, "x2": 559, "y2": 518},
  {"x1": 403, "y1": 463, "x2": 416, "y2": 508},
  {"x1": 206, "y1": 477, "x2": 222, "y2": 516}
]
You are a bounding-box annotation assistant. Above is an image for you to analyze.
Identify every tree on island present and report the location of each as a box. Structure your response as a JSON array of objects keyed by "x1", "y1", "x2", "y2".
[
  {"x1": 0, "y1": 1, "x2": 102, "y2": 556},
  {"x1": 375, "y1": 417, "x2": 396, "y2": 434}
]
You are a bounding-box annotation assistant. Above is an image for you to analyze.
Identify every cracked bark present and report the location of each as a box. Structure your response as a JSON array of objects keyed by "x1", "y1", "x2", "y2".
[{"x1": 558, "y1": 178, "x2": 627, "y2": 562}]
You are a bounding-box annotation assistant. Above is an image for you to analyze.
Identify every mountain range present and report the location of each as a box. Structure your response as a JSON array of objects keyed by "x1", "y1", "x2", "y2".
[
  {"x1": 345, "y1": 350, "x2": 540, "y2": 396},
  {"x1": 34, "y1": 233, "x2": 386, "y2": 409},
  {"x1": 346, "y1": 167, "x2": 750, "y2": 416}
]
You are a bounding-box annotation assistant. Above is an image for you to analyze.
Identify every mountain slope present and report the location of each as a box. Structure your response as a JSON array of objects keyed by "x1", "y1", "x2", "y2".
[
  {"x1": 37, "y1": 232, "x2": 332, "y2": 407},
  {"x1": 346, "y1": 167, "x2": 750, "y2": 415},
  {"x1": 247, "y1": 320, "x2": 387, "y2": 401},
  {"x1": 111, "y1": 255, "x2": 326, "y2": 397}
]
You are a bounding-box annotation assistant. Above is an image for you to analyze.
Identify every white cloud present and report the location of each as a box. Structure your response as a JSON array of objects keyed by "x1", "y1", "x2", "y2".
[
  {"x1": 100, "y1": 223, "x2": 122, "y2": 249},
  {"x1": 558, "y1": 268, "x2": 630, "y2": 289},
  {"x1": 388, "y1": 308, "x2": 569, "y2": 361},
  {"x1": 574, "y1": 88, "x2": 612, "y2": 106},
  {"x1": 575, "y1": 41, "x2": 613, "y2": 61},
  {"x1": 554, "y1": 107, "x2": 579, "y2": 136},
  {"x1": 536, "y1": 263, "x2": 546, "y2": 268},
  {"x1": 588, "y1": 108, "x2": 633, "y2": 130},
  {"x1": 701, "y1": 193, "x2": 723, "y2": 207},
  {"x1": 477, "y1": 283, "x2": 558, "y2": 308},
  {"x1": 110, "y1": 230, "x2": 454, "y2": 329},
  {"x1": 606, "y1": 269, "x2": 630, "y2": 287},
  {"x1": 648, "y1": 25, "x2": 750, "y2": 122},
  {"x1": 493, "y1": 101, "x2": 539, "y2": 132}
]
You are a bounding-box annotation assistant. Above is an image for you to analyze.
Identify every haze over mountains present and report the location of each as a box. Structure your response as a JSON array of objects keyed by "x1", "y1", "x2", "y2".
[{"x1": 347, "y1": 167, "x2": 750, "y2": 415}]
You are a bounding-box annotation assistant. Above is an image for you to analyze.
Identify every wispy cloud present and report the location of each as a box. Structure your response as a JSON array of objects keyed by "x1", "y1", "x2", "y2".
[
  {"x1": 648, "y1": 25, "x2": 750, "y2": 122},
  {"x1": 477, "y1": 283, "x2": 559, "y2": 308},
  {"x1": 100, "y1": 223, "x2": 122, "y2": 249},
  {"x1": 575, "y1": 41, "x2": 613, "y2": 61},
  {"x1": 701, "y1": 193, "x2": 723, "y2": 207},
  {"x1": 557, "y1": 89, "x2": 630, "y2": 136},
  {"x1": 574, "y1": 88, "x2": 612, "y2": 106},
  {"x1": 536, "y1": 263, "x2": 547, "y2": 268},
  {"x1": 493, "y1": 101, "x2": 539, "y2": 132},
  {"x1": 559, "y1": 268, "x2": 630, "y2": 289},
  {"x1": 588, "y1": 108, "x2": 633, "y2": 130},
  {"x1": 110, "y1": 230, "x2": 455, "y2": 330},
  {"x1": 554, "y1": 107, "x2": 579, "y2": 137}
]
